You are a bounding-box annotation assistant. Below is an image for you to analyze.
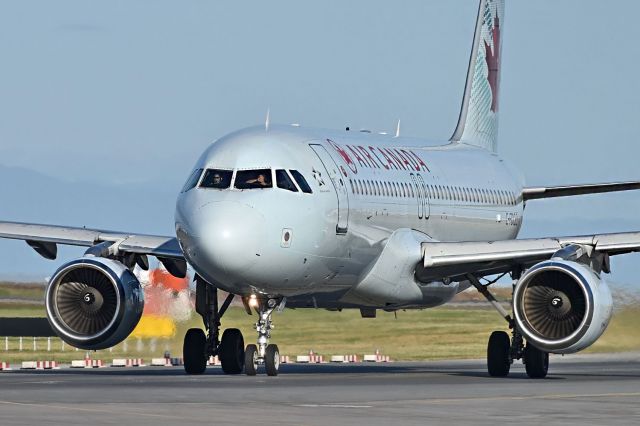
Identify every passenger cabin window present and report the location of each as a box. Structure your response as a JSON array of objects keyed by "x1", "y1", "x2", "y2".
[
  {"x1": 276, "y1": 169, "x2": 298, "y2": 192},
  {"x1": 200, "y1": 169, "x2": 233, "y2": 189},
  {"x1": 181, "y1": 168, "x2": 203, "y2": 193},
  {"x1": 289, "y1": 170, "x2": 313, "y2": 193},
  {"x1": 234, "y1": 169, "x2": 273, "y2": 189}
]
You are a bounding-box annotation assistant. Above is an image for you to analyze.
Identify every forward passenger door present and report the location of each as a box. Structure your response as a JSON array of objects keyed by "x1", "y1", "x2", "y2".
[{"x1": 309, "y1": 144, "x2": 349, "y2": 234}]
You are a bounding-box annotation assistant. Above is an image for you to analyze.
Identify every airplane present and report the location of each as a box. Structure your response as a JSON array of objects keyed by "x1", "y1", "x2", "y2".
[{"x1": 1, "y1": 0, "x2": 640, "y2": 378}]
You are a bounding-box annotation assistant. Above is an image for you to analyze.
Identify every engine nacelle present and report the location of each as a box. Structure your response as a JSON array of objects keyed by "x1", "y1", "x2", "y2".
[
  {"x1": 513, "y1": 259, "x2": 613, "y2": 354},
  {"x1": 45, "y1": 257, "x2": 144, "y2": 350}
]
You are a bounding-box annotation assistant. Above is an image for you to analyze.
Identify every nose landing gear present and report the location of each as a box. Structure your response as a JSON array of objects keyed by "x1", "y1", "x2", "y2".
[
  {"x1": 183, "y1": 276, "x2": 284, "y2": 376},
  {"x1": 245, "y1": 297, "x2": 282, "y2": 376}
]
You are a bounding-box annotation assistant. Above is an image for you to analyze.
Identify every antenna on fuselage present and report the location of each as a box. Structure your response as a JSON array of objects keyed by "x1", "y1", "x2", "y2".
[
  {"x1": 265, "y1": 108, "x2": 270, "y2": 131},
  {"x1": 394, "y1": 119, "x2": 401, "y2": 138}
]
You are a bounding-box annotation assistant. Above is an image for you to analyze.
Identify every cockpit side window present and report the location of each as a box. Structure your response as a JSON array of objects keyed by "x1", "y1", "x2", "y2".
[
  {"x1": 289, "y1": 170, "x2": 313, "y2": 194},
  {"x1": 234, "y1": 169, "x2": 273, "y2": 189},
  {"x1": 181, "y1": 168, "x2": 203, "y2": 193},
  {"x1": 200, "y1": 169, "x2": 233, "y2": 189},
  {"x1": 276, "y1": 169, "x2": 298, "y2": 192}
]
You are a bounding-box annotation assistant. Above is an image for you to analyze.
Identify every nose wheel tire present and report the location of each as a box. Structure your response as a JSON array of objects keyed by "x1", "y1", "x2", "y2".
[
  {"x1": 219, "y1": 328, "x2": 245, "y2": 374},
  {"x1": 265, "y1": 344, "x2": 280, "y2": 376},
  {"x1": 487, "y1": 331, "x2": 511, "y2": 377},
  {"x1": 244, "y1": 344, "x2": 258, "y2": 376},
  {"x1": 183, "y1": 328, "x2": 207, "y2": 375},
  {"x1": 524, "y1": 343, "x2": 549, "y2": 378}
]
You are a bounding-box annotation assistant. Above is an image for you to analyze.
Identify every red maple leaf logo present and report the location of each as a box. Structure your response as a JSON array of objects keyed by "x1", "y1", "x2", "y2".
[{"x1": 484, "y1": 12, "x2": 500, "y2": 113}]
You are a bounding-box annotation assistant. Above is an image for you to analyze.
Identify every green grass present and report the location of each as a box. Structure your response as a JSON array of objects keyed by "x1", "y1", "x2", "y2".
[
  {"x1": 584, "y1": 307, "x2": 640, "y2": 354},
  {"x1": 1, "y1": 305, "x2": 639, "y2": 364},
  {"x1": 0, "y1": 282, "x2": 45, "y2": 301},
  {"x1": 0, "y1": 303, "x2": 44, "y2": 316}
]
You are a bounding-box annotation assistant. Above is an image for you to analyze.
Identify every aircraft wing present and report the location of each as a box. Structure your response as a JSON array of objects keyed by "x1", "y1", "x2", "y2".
[
  {"x1": 522, "y1": 181, "x2": 640, "y2": 201},
  {"x1": 417, "y1": 232, "x2": 640, "y2": 282},
  {"x1": 0, "y1": 221, "x2": 185, "y2": 275}
]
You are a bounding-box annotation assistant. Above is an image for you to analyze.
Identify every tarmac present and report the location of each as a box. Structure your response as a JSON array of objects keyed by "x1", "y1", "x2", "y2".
[{"x1": 0, "y1": 353, "x2": 638, "y2": 425}]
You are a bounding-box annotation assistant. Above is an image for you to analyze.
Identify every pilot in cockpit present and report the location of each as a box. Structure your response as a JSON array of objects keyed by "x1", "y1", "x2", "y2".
[{"x1": 245, "y1": 173, "x2": 269, "y2": 187}]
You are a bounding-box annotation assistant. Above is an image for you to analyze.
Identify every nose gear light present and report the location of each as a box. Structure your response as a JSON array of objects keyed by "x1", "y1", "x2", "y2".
[{"x1": 248, "y1": 294, "x2": 258, "y2": 308}]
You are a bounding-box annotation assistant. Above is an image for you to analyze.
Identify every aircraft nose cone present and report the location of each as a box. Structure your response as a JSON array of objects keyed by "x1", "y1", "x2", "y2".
[{"x1": 193, "y1": 201, "x2": 266, "y2": 274}]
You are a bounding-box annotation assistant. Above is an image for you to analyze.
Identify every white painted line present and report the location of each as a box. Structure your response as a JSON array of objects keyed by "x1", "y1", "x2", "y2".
[{"x1": 295, "y1": 404, "x2": 373, "y2": 409}]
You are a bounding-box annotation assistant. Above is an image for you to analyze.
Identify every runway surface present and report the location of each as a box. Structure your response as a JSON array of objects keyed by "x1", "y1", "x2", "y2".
[{"x1": 0, "y1": 353, "x2": 639, "y2": 425}]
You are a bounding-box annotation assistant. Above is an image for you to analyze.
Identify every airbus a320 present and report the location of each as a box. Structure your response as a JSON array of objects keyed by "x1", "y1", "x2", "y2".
[{"x1": 2, "y1": 0, "x2": 639, "y2": 378}]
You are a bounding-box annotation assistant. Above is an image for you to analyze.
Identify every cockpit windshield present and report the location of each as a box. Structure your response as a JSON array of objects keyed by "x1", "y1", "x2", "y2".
[
  {"x1": 234, "y1": 169, "x2": 273, "y2": 189},
  {"x1": 275, "y1": 169, "x2": 298, "y2": 192},
  {"x1": 200, "y1": 169, "x2": 233, "y2": 189},
  {"x1": 289, "y1": 170, "x2": 313, "y2": 193},
  {"x1": 181, "y1": 168, "x2": 203, "y2": 193},
  {"x1": 188, "y1": 167, "x2": 312, "y2": 192}
]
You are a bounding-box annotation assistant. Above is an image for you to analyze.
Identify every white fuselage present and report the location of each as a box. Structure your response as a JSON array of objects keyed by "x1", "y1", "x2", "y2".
[{"x1": 174, "y1": 125, "x2": 525, "y2": 308}]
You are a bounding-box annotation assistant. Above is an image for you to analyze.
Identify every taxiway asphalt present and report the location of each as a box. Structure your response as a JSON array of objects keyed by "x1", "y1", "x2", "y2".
[{"x1": 0, "y1": 353, "x2": 638, "y2": 425}]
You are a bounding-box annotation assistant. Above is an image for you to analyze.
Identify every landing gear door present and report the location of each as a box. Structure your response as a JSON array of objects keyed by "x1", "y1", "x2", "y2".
[{"x1": 309, "y1": 144, "x2": 349, "y2": 234}]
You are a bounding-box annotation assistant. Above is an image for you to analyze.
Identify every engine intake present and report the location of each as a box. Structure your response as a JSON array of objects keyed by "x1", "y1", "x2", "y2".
[
  {"x1": 46, "y1": 257, "x2": 144, "y2": 350},
  {"x1": 513, "y1": 259, "x2": 612, "y2": 354}
]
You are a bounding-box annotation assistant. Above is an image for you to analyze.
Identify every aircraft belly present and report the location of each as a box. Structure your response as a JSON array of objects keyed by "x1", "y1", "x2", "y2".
[{"x1": 285, "y1": 281, "x2": 459, "y2": 309}]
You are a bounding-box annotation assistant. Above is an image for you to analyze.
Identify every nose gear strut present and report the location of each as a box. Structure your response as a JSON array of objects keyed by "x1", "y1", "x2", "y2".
[{"x1": 245, "y1": 297, "x2": 282, "y2": 376}]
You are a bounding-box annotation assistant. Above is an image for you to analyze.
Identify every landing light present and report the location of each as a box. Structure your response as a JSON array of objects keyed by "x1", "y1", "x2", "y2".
[{"x1": 249, "y1": 294, "x2": 258, "y2": 308}]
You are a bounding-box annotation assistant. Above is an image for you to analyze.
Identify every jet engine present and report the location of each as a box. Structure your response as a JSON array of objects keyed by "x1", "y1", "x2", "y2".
[
  {"x1": 45, "y1": 257, "x2": 144, "y2": 350},
  {"x1": 513, "y1": 258, "x2": 613, "y2": 354}
]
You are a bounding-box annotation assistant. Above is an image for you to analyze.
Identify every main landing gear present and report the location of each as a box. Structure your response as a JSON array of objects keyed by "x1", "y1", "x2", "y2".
[
  {"x1": 183, "y1": 276, "x2": 283, "y2": 376},
  {"x1": 467, "y1": 273, "x2": 549, "y2": 379},
  {"x1": 183, "y1": 276, "x2": 244, "y2": 375}
]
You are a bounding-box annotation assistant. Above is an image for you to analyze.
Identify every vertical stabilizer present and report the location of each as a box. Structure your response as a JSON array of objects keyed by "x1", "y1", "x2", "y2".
[{"x1": 450, "y1": 0, "x2": 504, "y2": 152}]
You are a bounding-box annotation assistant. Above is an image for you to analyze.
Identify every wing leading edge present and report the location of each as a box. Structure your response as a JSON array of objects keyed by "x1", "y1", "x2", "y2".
[
  {"x1": 0, "y1": 221, "x2": 185, "y2": 276},
  {"x1": 417, "y1": 232, "x2": 640, "y2": 282},
  {"x1": 522, "y1": 181, "x2": 640, "y2": 201}
]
